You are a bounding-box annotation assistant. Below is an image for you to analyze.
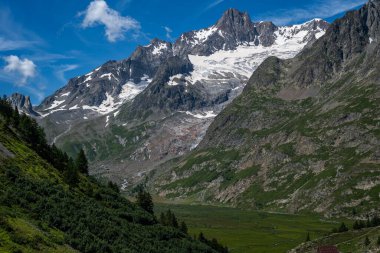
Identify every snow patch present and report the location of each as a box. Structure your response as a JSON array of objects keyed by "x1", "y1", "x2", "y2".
[
  {"x1": 45, "y1": 99, "x2": 65, "y2": 110},
  {"x1": 194, "y1": 26, "x2": 217, "y2": 44},
  {"x1": 152, "y1": 43, "x2": 168, "y2": 55},
  {"x1": 84, "y1": 75, "x2": 92, "y2": 83},
  {"x1": 81, "y1": 76, "x2": 152, "y2": 115},
  {"x1": 186, "y1": 20, "x2": 325, "y2": 86},
  {"x1": 167, "y1": 74, "x2": 184, "y2": 86},
  {"x1": 184, "y1": 111, "x2": 217, "y2": 119},
  {"x1": 105, "y1": 115, "x2": 110, "y2": 127},
  {"x1": 100, "y1": 73, "x2": 113, "y2": 80},
  {"x1": 61, "y1": 92, "x2": 70, "y2": 97}
]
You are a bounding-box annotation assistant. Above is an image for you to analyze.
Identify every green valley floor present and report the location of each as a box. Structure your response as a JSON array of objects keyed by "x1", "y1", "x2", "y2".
[{"x1": 155, "y1": 203, "x2": 345, "y2": 253}]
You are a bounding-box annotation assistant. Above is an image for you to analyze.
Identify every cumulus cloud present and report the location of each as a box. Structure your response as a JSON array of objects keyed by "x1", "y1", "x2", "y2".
[
  {"x1": 80, "y1": 0, "x2": 140, "y2": 42},
  {"x1": 3, "y1": 55, "x2": 36, "y2": 85}
]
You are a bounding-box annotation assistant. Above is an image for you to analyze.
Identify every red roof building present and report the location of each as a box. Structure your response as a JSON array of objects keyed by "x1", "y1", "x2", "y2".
[{"x1": 317, "y1": 246, "x2": 340, "y2": 253}]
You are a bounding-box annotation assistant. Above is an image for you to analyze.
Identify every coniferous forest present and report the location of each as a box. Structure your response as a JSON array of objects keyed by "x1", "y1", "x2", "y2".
[{"x1": 0, "y1": 97, "x2": 228, "y2": 252}]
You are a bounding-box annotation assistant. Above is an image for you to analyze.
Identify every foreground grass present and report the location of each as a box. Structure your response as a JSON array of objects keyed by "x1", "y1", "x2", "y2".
[{"x1": 155, "y1": 203, "x2": 342, "y2": 253}]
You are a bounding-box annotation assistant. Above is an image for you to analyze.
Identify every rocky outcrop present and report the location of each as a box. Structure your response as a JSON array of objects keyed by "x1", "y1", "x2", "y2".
[{"x1": 8, "y1": 93, "x2": 39, "y2": 116}]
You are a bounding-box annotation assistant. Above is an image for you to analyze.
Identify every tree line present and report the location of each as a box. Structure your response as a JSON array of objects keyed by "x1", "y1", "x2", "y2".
[
  {"x1": 136, "y1": 188, "x2": 229, "y2": 253},
  {"x1": 0, "y1": 96, "x2": 88, "y2": 185}
]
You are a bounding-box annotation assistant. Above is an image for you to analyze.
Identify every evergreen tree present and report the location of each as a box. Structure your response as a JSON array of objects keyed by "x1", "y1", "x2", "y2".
[
  {"x1": 75, "y1": 149, "x2": 89, "y2": 175},
  {"x1": 180, "y1": 221, "x2": 188, "y2": 234},
  {"x1": 364, "y1": 235, "x2": 370, "y2": 246},
  {"x1": 108, "y1": 181, "x2": 120, "y2": 193},
  {"x1": 65, "y1": 158, "x2": 79, "y2": 186},
  {"x1": 136, "y1": 190, "x2": 154, "y2": 214},
  {"x1": 353, "y1": 220, "x2": 361, "y2": 230},
  {"x1": 377, "y1": 236, "x2": 380, "y2": 246},
  {"x1": 338, "y1": 222, "x2": 349, "y2": 232},
  {"x1": 159, "y1": 212, "x2": 167, "y2": 225},
  {"x1": 11, "y1": 106, "x2": 20, "y2": 127},
  {"x1": 306, "y1": 232, "x2": 310, "y2": 242},
  {"x1": 170, "y1": 210, "x2": 179, "y2": 228},
  {"x1": 198, "y1": 232, "x2": 206, "y2": 243}
]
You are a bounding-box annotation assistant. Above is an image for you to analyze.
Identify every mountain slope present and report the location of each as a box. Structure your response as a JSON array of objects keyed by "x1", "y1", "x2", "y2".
[
  {"x1": 36, "y1": 9, "x2": 329, "y2": 185},
  {"x1": 290, "y1": 226, "x2": 380, "y2": 253},
  {"x1": 150, "y1": 0, "x2": 380, "y2": 217},
  {"x1": 0, "y1": 100, "x2": 223, "y2": 252}
]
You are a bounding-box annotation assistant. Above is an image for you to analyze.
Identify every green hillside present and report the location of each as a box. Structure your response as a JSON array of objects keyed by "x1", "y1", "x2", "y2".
[{"x1": 0, "y1": 99, "x2": 225, "y2": 253}]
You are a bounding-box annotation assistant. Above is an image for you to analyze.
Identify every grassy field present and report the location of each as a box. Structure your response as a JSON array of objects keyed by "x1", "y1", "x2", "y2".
[{"x1": 155, "y1": 203, "x2": 345, "y2": 253}]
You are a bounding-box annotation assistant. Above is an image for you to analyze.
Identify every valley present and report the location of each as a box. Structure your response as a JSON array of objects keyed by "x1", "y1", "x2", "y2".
[
  {"x1": 2, "y1": 0, "x2": 380, "y2": 252},
  {"x1": 155, "y1": 203, "x2": 341, "y2": 253}
]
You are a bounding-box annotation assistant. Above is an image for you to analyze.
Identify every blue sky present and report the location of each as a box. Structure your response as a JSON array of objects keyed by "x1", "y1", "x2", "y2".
[{"x1": 0, "y1": 0, "x2": 366, "y2": 104}]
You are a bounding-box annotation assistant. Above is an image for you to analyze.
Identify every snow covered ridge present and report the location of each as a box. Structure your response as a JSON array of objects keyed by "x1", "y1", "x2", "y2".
[
  {"x1": 40, "y1": 75, "x2": 152, "y2": 117},
  {"x1": 178, "y1": 19, "x2": 327, "y2": 87},
  {"x1": 38, "y1": 10, "x2": 328, "y2": 119}
]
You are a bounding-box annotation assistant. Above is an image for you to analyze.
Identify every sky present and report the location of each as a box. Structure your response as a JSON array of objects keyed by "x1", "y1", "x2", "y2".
[{"x1": 0, "y1": 0, "x2": 367, "y2": 104}]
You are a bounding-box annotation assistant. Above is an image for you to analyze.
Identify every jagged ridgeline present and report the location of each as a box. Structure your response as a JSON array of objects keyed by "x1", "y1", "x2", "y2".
[
  {"x1": 150, "y1": 0, "x2": 380, "y2": 217},
  {"x1": 0, "y1": 98, "x2": 227, "y2": 252}
]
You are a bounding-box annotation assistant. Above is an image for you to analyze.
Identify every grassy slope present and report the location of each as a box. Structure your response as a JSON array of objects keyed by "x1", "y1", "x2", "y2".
[
  {"x1": 155, "y1": 203, "x2": 345, "y2": 253},
  {"x1": 0, "y1": 123, "x2": 218, "y2": 253},
  {"x1": 291, "y1": 226, "x2": 380, "y2": 253},
  {"x1": 0, "y1": 126, "x2": 78, "y2": 252}
]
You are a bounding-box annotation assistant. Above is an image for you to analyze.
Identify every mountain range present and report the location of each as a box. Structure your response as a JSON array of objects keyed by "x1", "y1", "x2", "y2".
[
  {"x1": 148, "y1": 0, "x2": 380, "y2": 217},
  {"x1": 13, "y1": 9, "x2": 329, "y2": 187}
]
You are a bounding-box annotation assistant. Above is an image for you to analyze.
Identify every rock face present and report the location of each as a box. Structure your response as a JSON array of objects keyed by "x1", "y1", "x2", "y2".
[
  {"x1": 151, "y1": 1, "x2": 380, "y2": 217},
  {"x1": 8, "y1": 93, "x2": 39, "y2": 116},
  {"x1": 34, "y1": 9, "x2": 328, "y2": 185}
]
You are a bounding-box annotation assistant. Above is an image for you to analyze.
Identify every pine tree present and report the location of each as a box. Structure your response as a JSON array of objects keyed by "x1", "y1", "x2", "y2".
[
  {"x1": 198, "y1": 232, "x2": 206, "y2": 243},
  {"x1": 11, "y1": 106, "x2": 20, "y2": 127},
  {"x1": 170, "y1": 210, "x2": 178, "y2": 228},
  {"x1": 306, "y1": 232, "x2": 310, "y2": 242},
  {"x1": 180, "y1": 221, "x2": 188, "y2": 234},
  {"x1": 159, "y1": 212, "x2": 167, "y2": 225},
  {"x1": 65, "y1": 158, "x2": 79, "y2": 186},
  {"x1": 338, "y1": 222, "x2": 349, "y2": 232},
  {"x1": 136, "y1": 190, "x2": 154, "y2": 214},
  {"x1": 364, "y1": 235, "x2": 370, "y2": 247},
  {"x1": 75, "y1": 149, "x2": 88, "y2": 175}
]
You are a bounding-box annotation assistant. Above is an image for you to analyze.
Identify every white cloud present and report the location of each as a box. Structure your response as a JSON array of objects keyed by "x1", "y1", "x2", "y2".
[
  {"x1": 80, "y1": 0, "x2": 140, "y2": 42},
  {"x1": 256, "y1": 0, "x2": 367, "y2": 25},
  {"x1": 0, "y1": 37, "x2": 35, "y2": 51},
  {"x1": 163, "y1": 26, "x2": 173, "y2": 40},
  {"x1": 204, "y1": 0, "x2": 225, "y2": 11},
  {"x1": 3, "y1": 55, "x2": 36, "y2": 85}
]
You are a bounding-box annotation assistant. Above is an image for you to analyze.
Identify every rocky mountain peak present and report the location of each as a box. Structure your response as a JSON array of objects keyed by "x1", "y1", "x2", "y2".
[
  {"x1": 216, "y1": 8, "x2": 252, "y2": 29},
  {"x1": 8, "y1": 93, "x2": 39, "y2": 116}
]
